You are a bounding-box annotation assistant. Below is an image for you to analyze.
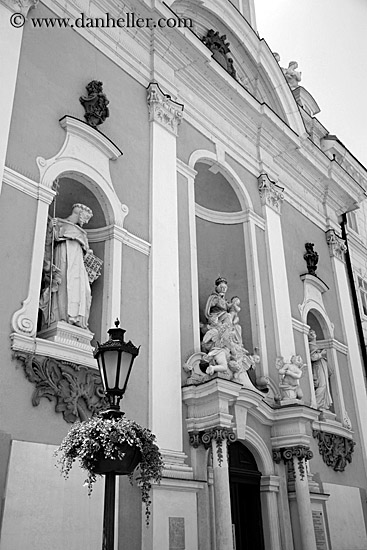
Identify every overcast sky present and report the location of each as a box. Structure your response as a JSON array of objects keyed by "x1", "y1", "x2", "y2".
[{"x1": 255, "y1": 0, "x2": 367, "y2": 168}]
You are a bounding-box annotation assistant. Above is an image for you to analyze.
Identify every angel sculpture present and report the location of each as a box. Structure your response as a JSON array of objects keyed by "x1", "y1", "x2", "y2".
[{"x1": 276, "y1": 355, "x2": 306, "y2": 401}]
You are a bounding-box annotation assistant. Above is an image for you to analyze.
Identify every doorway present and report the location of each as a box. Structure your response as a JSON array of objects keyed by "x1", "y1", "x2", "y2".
[{"x1": 229, "y1": 442, "x2": 265, "y2": 550}]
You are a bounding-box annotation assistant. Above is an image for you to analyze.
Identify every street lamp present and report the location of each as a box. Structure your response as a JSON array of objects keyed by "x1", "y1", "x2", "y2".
[{"x1": 94, "y1": 319, "x2": 140, "y2": 550}]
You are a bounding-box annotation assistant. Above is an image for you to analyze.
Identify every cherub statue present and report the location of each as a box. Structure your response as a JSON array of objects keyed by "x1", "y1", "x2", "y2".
[{"x1": 276, "y1": 355, "x2": 306, "y2": 401}]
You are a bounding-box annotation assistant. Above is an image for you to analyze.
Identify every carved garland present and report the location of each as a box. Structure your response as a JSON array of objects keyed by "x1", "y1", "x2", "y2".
[
  {"x1": 16, "y1": 353, "x2": 108, "y2": 423},
  {"x1": 273, "y1": 445, "x2": 313, "y2": 480},
  {"x1": 189, "y1": 428, "x2": 236, "y2": 466},
  {"x1": 313, "y1": 430, "x2": 355, "y2": 472}
]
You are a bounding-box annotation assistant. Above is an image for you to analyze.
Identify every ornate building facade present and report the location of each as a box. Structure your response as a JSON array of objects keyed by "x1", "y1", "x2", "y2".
[{"x1": 0, "y1": 0, "x2": 366, "y2": 549}]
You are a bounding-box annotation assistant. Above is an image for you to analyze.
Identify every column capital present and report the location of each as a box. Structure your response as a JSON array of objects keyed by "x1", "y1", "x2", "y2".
[
  {"x1": 146, "y1": 82, "x2": 184, "y2": 136},
  {"x1": 1, "y1": 0, "x2": 38, "y2": 16},
  {"x1": 258, "y1": 173, "x2": 284, "y2": 214},
  {"x1": 326, "y1": 229, "x2": 347, "y2": 262},
  {"x1": 273, "y1": 445, "x2": 313, "y2": 480},
  {"x1": 189, "y1": 427, "x2": 236, "y2": 466}
]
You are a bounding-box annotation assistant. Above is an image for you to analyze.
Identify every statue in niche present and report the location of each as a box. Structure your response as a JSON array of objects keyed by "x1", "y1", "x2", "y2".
[
  {"x1": 276, "y1": 355, "x2": 306, "y2": 401},
  {"x1": 201, "y1": 278, "x2": 257, "y2": 385},
  {"x1": 308, "y1": 329, "x2": 333, "y2": 410},
  {"x1": 39, "y1": 203, "x2": 102, "y2": 330},
  {"x1": 282, "y1": 61, "x2": 302, "y2": 90}
]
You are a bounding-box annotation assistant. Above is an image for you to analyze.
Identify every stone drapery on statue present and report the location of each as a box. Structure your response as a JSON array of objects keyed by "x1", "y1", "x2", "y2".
[
  {"x1": 308, "y1": 329, "x2": 333, "y2": 410},
  {"x1": 40, "y1": 203, "x2": 101, "y2": 330},
  {"x1": 201, "y1": 277, "x2": 259, "y2": 387}
]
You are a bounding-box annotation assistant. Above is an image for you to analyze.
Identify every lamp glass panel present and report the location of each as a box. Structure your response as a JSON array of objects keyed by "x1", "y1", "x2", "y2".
[
  {"x1": 103, "y1": 350, "x2": 119, "y2": 390},
  {"x1": 118, "y1": 351, "x2": 133, "y2": 391}
]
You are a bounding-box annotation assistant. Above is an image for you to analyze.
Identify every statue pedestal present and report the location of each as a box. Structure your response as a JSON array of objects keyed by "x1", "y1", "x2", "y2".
[
  {"x1": 280, "y1": 398, "x2": 304, "y2": 407},
  {"x1": 38, "y1": 321, "x2": 94, "y2": 352}
]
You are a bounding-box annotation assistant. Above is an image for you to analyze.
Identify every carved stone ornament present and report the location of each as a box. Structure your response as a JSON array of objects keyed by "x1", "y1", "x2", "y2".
[
  {"x1": 146, "y1": 82, "x2": 184, "y2": 136},
  {"x1": 79, "y1": 81, "x2": 110, "y2": 128},
  {"x1": 313, "y1": 430, "x2": 355, "y2": 472},
  {"x1": 304, "y1": 242, "x2": 319, "y2": 276},
  {"x1": 257, "y1": 174, "x2": 284, "y2": 213},
  {"x1": 16, "y1": 353, "x2": 108, "y2": 423},
  {"x1": 4, "y1": 0, "x2": 38, "y2": 17},
  {"x1": 202, "y1": 29, "x2": 237, "y2": 79},
  {"x1": 189, "y1": 428, "x2": 236, "y2": 466},
  {"x1": 326, "y1": 229, "x2": 347, "y2": 261},
  {"x1": 273, "y1": 446, "x2": 313, "y2": 480}
]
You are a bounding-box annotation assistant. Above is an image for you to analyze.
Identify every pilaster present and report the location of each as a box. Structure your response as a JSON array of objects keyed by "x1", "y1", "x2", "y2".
[
  {"x1": 258, "y1": 173, "x2": 294, "y2": 358},
  {"x1": 0, "y1": 0, "x2": 37, "y2": 196},
  {"x1": 147, "y1": 81, "x2": 184, "y2": 451}
]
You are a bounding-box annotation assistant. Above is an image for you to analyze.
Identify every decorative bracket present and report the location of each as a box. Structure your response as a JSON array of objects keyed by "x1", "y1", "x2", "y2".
[
  {"x1": 313, "y1": 429, "x2": 355, "y2": 471},
  {"x1": 258, "y1": 174, "x2": 284, "y2": 214},
  {"x1": 146, "y1": 82, "x2": 184, "y2": 136},
  {"x1": 16, "y1": 352, "x2": 107, "y2": 423}
]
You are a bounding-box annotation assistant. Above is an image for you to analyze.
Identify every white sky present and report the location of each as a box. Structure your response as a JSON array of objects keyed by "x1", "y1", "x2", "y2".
[{"x1": 254, "y1": 0, "x2": 367, "y2": 168}]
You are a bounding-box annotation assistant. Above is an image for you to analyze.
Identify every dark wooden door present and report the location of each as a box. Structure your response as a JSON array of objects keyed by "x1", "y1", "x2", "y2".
[{"x1": 229, "y1": 442, "x2": 265, "y2": 550}]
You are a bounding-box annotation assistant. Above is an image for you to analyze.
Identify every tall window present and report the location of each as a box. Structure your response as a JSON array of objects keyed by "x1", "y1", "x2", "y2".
[
  {"x1": 347, "y1": 211, "x2": 359, "y2": 233},
  {"x1": 358, "y1": 277, "x2": 367, "y2": 316}
]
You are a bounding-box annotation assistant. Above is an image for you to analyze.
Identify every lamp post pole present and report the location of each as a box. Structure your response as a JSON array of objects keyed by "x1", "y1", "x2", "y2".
[{"x1": 94, "y1": 319, "x2": 140, "y2": 550}]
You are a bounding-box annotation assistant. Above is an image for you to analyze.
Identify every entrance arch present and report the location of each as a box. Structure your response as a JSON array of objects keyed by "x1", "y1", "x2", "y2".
[{"x1": 229, "y1": 441, "x2": 265, "y2": 550}]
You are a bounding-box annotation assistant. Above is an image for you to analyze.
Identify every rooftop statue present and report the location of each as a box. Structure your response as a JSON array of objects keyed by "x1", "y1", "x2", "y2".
[
  {"x1": 40, "y1": 203, "x2": 101, "y2": 330},
  {"x1": 283, "y1": 61, "x2": 302, "y2": 90}
]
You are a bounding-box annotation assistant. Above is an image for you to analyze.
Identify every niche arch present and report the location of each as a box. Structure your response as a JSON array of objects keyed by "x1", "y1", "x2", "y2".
[{"x1": 11, "y1": 116, "x2": 129, "y2": 367}]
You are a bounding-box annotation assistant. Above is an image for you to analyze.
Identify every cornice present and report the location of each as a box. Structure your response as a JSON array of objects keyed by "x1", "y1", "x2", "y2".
[
  {"x1": 3, "y1": 166, "x2": 55, "y2": 204},
  {"x1": 87, "y1": 225, "x2": 151, "y2": 255},
  {"x1": 195, "y1": 204, "x2": 265, "y2": 229},
  {"x1": 292, "y1": 318, "x2": 310, "y2": 335},
  {"x1": 176, "y1": 158, "x2": 198, "y2": 180},
  {"x1": 59, "y1": 116, "x2": 122, "y2": 160}
]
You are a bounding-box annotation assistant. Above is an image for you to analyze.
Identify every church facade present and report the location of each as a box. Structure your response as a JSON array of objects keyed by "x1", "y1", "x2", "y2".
[{"x1": 0, "y1": 0, "x2": 366, "y2": 549}]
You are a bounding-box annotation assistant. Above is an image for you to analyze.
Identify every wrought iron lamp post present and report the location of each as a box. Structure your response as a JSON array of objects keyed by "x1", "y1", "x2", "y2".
[{"x1": 94, "y1": 319, "x2": 140, "y2": 550}]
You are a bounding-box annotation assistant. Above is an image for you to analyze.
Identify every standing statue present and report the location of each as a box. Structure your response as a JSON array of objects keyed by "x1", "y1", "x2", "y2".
[
  {"x1": 40, "y1": 203, "x2": 98, "y2": 329},
  {"x1": 276, "y1": 355, "x2": 305, "y2": 401},
  {"x1": 308, "y1": 329, "x2": 333, "y2": 410},
  {"x1": 283, "y1": 61, "x2": 302, "y2": 90}
]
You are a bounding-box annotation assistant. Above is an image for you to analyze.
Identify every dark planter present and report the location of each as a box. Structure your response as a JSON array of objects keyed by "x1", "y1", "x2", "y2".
[{"x1": 93, "y1": 443, "x2": 142, "y2": 475}]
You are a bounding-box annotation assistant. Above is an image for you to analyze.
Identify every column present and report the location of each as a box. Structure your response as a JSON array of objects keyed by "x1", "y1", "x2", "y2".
[
  {"x1": 274, "y1": 446, "x2": 316, "y2": 550},
  {"x1": 326, "y1": 229, "x2": 367, "y2": 468},
  {"x1": 147, "y1": 82, "x2": 184, "y2": 452},
  {"x1": 260, "y1": 476, "x2": 282, "y2": 550},
  {"x1": 201, "y1": 429, "x2": 235, "y2": 550},
  {"x1": 258, "y1": 174, "x2": 294, "y2": 358},
  {"x1": 0, "y1": 0, "x2": 37, "y2": 196}
]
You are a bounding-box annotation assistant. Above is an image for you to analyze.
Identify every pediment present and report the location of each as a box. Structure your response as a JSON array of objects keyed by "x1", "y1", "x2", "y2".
[{"x1": 171, "y1": 0, "x2": 304, "y2": 135}]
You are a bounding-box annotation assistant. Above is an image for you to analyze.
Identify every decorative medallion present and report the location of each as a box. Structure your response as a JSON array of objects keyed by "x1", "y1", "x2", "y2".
[
  {"x1": 313, "y1": 430, "x2": 355, "y2": 472},
  {"x1": 146, "y1": 82, "x2": 184, "y2": 136},
  {"x1": 80, "y1": 80, "x2": 110, "y2": 128},
  {"x1": 202, "y1": 29, "x2": 237, "y2": 79},
  {"x1": 273, "y1": 445, "x2": 313, "y2": 480},
  {"x1": 257, "y1": 174, "x2": 285, "y2": 214},
  {"x1": 16, "y1": 353, "x2": 108, "y2": 423},
  {"x1": 326, "y1": 229, "x2": 347, "y2": 262},
  {"x1": 304, "y1": 243, "x2": 319, "y2": 276}
]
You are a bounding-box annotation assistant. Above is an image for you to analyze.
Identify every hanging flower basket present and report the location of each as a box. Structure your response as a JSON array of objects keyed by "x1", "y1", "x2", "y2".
[{"x1": 55, "y1": 415, "x2": 164, "y2": 523}]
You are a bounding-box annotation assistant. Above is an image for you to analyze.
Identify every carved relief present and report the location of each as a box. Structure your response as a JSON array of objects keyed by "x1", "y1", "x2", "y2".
[
  {"x1": 79, "y1": 81, "x2": 110, "y2": 128},
  {"x1": 313, "y1": 430, "x2": 355, "y2": 472},
  {"x1": 3, "y1": 0, "x2": 38, "y2": 17},
  {"x1": 202, "y1": 29, "x2": 237, "y2": 79},
  {"x1": 146, "y1": 82, "x2": 184, "y2": 136},
  {"x1": 257, "y1": 174, "x2": 284, "y2": 214},
  {"x1": 16, "y1": 353, "x2": 108, "y2": 423},
  {"x1": 304, "y1": 242, "x2": 319, "y2": 276},
  {"x1": 273, "y1": 446, "x2": 313, "y2": 480},
  {"x1": 326, "y1": 229, "x2": 347, "y2": 261}
]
